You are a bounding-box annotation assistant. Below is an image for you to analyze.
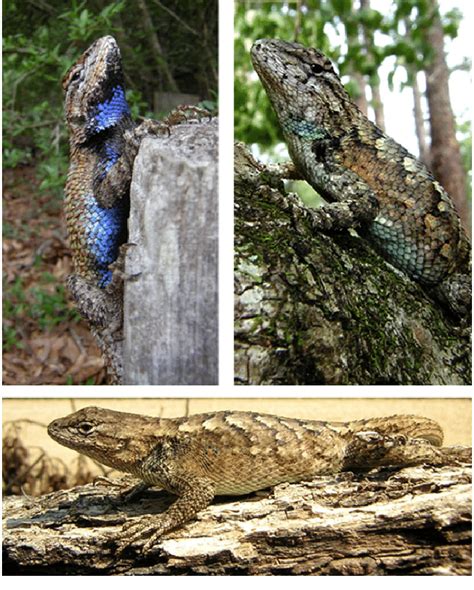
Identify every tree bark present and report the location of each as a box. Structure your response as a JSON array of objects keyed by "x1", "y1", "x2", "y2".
[
  {"x1": 124, "y1": 119, "x2": 218, "y2": 385},
  {"x1": 234, "y1": 142, "x2": 471, "y2": 385},
  {"x1": 3, "y1": 454, "x2": 471, "y2": 575},
  {"x1": 424, "y1": 2, "x2": 470, "y2": 234},
  {"x1": 412, "y1": 71, "x2": 431, "y2": 166}
]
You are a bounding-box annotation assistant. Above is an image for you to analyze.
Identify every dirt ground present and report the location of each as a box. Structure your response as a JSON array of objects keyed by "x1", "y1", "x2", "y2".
[{"x1": 3, "y1": 397, "x2": 471, "y2": 466}]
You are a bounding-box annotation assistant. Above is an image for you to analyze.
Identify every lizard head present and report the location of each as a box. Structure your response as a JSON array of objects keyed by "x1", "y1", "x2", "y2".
[
  {"x1": 63, "y1": 36, "x2": 130, "y2": 144},
  {"x1": 48, "y1": 406, "x2": 163, "y2": 472},
  {"x1": 251, "y1": 39, "x2": 355, "y2": 141}
]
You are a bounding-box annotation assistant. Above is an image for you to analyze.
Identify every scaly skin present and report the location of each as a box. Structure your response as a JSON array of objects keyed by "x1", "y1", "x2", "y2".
[
  {"x1": 63, "y1": 36, "x2": 134, "y2": 293},
  {"x1": 63, "y1": 36, "x2": 165, "y2": 381},
  {"x1": 48, "y1": 407, "x2": 449, "y2": 553},
  {"x1": 251, "y1": 39, "x2": 471, "y2": 317}
]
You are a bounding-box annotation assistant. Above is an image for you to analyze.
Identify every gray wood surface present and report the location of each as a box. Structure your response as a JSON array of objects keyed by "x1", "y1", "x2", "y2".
[{"x1": 124, "y1": 119, "x2": 218, "y2": 385}]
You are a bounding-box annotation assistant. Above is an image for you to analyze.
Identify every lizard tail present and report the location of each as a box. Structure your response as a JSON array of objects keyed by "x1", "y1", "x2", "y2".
[{"x1": 346, "y1": 414, "x2": 444, "y2": 447}]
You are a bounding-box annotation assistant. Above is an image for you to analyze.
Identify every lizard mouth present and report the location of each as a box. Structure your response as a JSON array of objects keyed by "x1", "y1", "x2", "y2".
[{"x1": 251, "y1": 39, "x2": 290, "y2": 100}]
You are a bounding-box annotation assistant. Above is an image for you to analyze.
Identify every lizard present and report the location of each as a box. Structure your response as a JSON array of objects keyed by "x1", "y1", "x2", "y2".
[
  {"x1": 63, "y1": 35, "x2": 162, "y2": 383},
  {"x1": 48, "y1": 406, "x2": 458, "y2": 554},
  {"x1": 250, "y1": 39, "x2": 471, "y2": 319},
  {"x1": 63, "y1": 36, "x2": 206, "y2": 383}
]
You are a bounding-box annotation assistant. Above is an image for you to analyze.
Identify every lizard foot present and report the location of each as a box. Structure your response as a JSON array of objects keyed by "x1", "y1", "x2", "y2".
[
  {"x1": 115, "y1": 515, "x2": 167, "y2": 554},
  {"x1": 163, "y1": 104, "x2": 212, "y2": 126}
]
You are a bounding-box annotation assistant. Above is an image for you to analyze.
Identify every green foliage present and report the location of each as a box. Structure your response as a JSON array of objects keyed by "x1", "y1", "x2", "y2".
[
  {"x1": 235, "y1": 1, "x2": 468, "y2": 153},
  {"x1": 30, "y1": 282, "x2": 77, "y2": 330},
  {"x1": 3, "y1": 0, "x2": 218, "y2": 187},
  {"x1": 234, "y1": 1, "x2": 334, "y2": 147},
  {"x1": 3, "y1": 272, "x2": 80, "y2": 351},
  {"x1": 3, "y1": 1, "x2": 133, "y2": 184},
  {"x1": 235, "y1": 0, "x2": 470, "y2": 213}
]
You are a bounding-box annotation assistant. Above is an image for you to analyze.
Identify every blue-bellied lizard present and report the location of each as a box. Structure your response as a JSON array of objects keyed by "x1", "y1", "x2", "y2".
[
  {"x1": 251, "y1": 39, "x2": 471, "y2": 318},
  {"x1": 47, "y1": 406, "x2": 457, "y2": 554},
  {"x1": 63, "y1": 36, "x2": 166, "y2": 382}
]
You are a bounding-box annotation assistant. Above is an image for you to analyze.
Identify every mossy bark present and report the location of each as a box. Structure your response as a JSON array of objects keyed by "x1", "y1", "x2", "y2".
[{"x1": 234, "y1": 142, "x2": 471, "y2": 385}]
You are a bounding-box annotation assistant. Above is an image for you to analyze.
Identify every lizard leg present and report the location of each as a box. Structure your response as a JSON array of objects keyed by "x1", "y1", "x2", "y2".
[
  {"x1": 94, "y1": 476, "x2": 152, "y2": 503},
  {"x1": 67, "y1": 274, "x2": 122, "y2": 332},
  {"x1": 162, "y1": 104, "x2": 212, "y2": 126},
  {"x1": 260, "y1": 156, "x2": 380, "y2": 233},
  {"x1": 343, "y1": 430, "x2": 447, "y2": 472},
  {"x1": 115, "y1": 476, "x2": 215, "y2": 554},
  {"x1": 433, "y1": 272, "x2": 472, "y2": 319},
  {"x1": 93, "y1": 121, "x2": 169, "y2": 209}
]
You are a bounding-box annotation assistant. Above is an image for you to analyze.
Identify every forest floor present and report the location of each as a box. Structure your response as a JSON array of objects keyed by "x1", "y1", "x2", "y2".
[{"x1": 2, "y1": 166, "x2": 106, "y2": 385}]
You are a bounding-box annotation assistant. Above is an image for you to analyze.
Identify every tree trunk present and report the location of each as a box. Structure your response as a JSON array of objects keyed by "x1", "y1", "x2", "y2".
[
  {"x1": 234, "y1": 142, "x2": 471, "y2": 385},
  {"x1": 424, "y1": 2, "x2": 470, "y2": 234},
  {"x1": 124, "y1": 119, "x2": 218, "y2": 385},
  {"x1": 3, "y1": 454, "x2": 471, "y2": 575},
  {"x1": 345, "y1": 1, "x2": 368, "y2": 116},
  {"x1": 412, "y1": 71, "x2": 431, "y2": 166},
  {"x1": 370, "y1": 82, "x2": 385, "y2": 130}
]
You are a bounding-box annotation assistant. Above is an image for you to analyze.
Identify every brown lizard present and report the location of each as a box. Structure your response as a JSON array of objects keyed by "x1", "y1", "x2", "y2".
[{"x1": 48, "y1": 406, "x2": 456, "y2": 554}]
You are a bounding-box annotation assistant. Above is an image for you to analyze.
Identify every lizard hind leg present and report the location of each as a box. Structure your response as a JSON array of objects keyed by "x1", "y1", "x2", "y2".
[
  {"x1": 342, "y1": 430, "x2": 446, "y2": 472},
  {"x1": 162, "y1": 104, "x2": 213, "y2": 126},
  {"x1": 342, "y1": 415, "x2": 446, "y2": 472},
  {"x1": 67, "y1": 274, "x2": 122, "y2": 331},
  {"x1": 433, "y1": 272, "x2": 472, "y2": 319},
  {"x1": 348, "y1": 415, "x2": 444, "y2": 447}
]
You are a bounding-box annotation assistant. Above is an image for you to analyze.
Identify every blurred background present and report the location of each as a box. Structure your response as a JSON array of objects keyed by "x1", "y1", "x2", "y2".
[
  {"x1": 2, "y1": 0, "x2": 218, "y2": 385},
  {"x1": 3, "y1": 397, "x2": 471, "y2": 497},
  {"x1": 234, "y1": 0, "x2": 471, "y2": 224}
]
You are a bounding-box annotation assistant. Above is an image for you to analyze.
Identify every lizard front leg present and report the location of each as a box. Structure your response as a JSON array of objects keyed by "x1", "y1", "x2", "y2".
[
  {"x1": 261, "y1": 155, "x2": 379, "y2": 234},
  {"x1": 115, "y1": 476, "x2": 215, "y2": 554},
  {"x1": 114, "y1": 437, "x2": 216, "y2": 554},
  {"x1": 93, "y1": 120, "x2": 169, "y2": 209}
]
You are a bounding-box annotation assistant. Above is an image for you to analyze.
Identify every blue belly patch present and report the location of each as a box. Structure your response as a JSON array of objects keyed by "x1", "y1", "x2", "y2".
[{"x1": 83, "y1": 193, "x2": 127, "y2": 287}]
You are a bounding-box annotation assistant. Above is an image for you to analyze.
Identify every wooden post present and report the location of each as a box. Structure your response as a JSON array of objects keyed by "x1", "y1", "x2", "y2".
[{"x1": 123, "y1": 119, "x2": 218, "y2": 385}]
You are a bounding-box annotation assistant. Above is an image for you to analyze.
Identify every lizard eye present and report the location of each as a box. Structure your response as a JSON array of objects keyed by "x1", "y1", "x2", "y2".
[
  {"x1": 310, "y1": 63, "x2": 325, "y2": 74},
  {"x1": 77, "y1": 421, "x2": 95, "y2": 435},
  {"x1": 63, "y1": 66, "x2": 82, "y2": 90}
]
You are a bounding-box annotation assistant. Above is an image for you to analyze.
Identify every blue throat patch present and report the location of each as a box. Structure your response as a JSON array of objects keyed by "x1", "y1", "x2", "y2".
[
  {"x1": 282, "y1": 118, "x2": 327, "y2": 141},
  {"x1": 93, "y1": 86, "x2": 130, "y2": 132}
]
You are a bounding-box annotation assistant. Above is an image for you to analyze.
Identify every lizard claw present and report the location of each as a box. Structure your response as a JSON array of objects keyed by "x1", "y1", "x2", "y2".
[{"x1": 115, "y1": 517, "x2": 165, "y2": 555}]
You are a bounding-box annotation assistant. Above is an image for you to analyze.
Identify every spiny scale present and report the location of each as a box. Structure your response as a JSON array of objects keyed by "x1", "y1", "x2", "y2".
[
  {"x1": 64, "y1": 36, "x2": 133, "y2": 288},
  {"x1": 48, "y1": 407, "x2": 444, "y2": 496}
]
